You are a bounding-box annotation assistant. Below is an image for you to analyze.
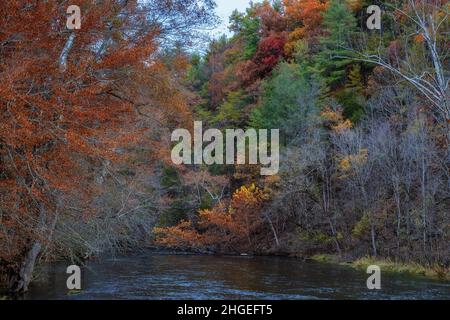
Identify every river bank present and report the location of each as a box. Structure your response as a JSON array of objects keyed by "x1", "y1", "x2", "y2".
[
  {"x1": 141, "y1": 245, "x2": 450, "y2": 282},
  {"x1": 142, "y1": 247, "x2": 450, "y2": 282},
  {"x1": 310, "y1": 254, "x2": 450, "y2": 281},
  {"x1": 145, "y1": 244, "x2": 450, "y2": 282}
]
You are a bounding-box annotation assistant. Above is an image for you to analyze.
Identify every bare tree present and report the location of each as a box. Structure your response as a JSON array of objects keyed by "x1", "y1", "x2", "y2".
[{"x1": 349, "y1": 0, "x2": 449, "y2": 122}]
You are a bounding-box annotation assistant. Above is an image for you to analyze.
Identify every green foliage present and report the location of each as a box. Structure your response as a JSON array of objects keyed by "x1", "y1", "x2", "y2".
[
  {"x1": 352, "y1": 258, "x2": 449, "y2": 280},
  {"x1": 187, "y1": 54, "x2": 208, "y2": 91},
  {"x1": 352, "y1": 213, "x2": 370, "y2": 238},
  {"x1": 161, "y1": 166, "x2": 181, "y2": 191},
  {"x1": 214, "y1": 90, "x2": 248, "y2": 127},
  {"x1": 311, "y1": 254, "x2": 341, "y2": 263},
  {"x1": 230, "y1": 7, "x2": 261, "y2": 60},
  {"x1": 194, "y1": 104, "x2": 214, "y2": 124},
  {"x1": 199, "y1": 194, "x2": 214, "y2": 211},
  {"x1": 159, "y1": 166, "x2": 189, "y2": 227},
  {"x1": 272, "y1": 0, "x2": 283, "y2": 13},
  {"x1": 157, "y1": 200, "x2": 190, "y2": 228},
  {"x1": 315, "y1": 0, "x2": 358, "y2": 88},
  {"x1": 335, "y1": 90, "x2": 365, "y2": 123},
  {"x1": 250, "y1": 62, "x2": 322, "y2": 142},
  {"x1": 176, "y1": 0, "x2": 450, "y2": 270},
  {"x1": 299, "y1": 230, "x2": 335, "y2": 245}
]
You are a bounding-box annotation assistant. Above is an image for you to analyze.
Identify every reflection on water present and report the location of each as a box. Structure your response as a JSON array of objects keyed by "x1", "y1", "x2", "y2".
[{"x1": 25, "y1": 253, "x2": 450, "y2": 300}]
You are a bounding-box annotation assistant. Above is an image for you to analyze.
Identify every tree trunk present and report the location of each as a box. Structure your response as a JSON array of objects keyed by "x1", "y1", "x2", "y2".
[
  {"x1": 12, "y1": 204, "x2": 46, "y2": 293},
  {"x1": 13, "y1": 241, "x2": 42, "y2": 293},
  {"x1": 328, "y1": 217, "x2": 342, "y2": 256},
  {"x1": 371, "y1": 224, "x2": 377, "y2": 257},
  {"x1": 393, "y1": 181, "x2": 402, "y2": 261},
  {"x1": 59, "y1": 32, "x2": 76, "y2": 72},
  {"x1": 421, "y1": 155, "x2": 428, "y2": 256},
  {"x1": 264, "y1": 212, "x2": 280, "y2": 248}
]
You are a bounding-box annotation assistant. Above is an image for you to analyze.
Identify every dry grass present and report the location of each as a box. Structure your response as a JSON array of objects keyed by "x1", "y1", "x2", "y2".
[{"x1": 311, "y1": 254, "x2": 450, "y2": 281}]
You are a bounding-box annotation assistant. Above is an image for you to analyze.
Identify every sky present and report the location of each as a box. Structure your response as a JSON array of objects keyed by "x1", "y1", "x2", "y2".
[{"x1": 212, "y1": 0, "x2": 251, "y2": 36}]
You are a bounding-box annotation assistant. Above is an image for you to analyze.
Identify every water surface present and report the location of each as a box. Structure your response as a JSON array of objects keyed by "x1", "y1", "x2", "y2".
[{"x1": 25, "y1": 253, "x2": 450, "y2": 300}]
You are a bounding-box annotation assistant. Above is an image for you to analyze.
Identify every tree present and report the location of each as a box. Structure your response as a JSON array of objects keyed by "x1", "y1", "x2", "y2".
[
  {"x1": 0, "y1": 0, "x2": 217, "y2": 292},
  {"x1": 229, "y1": 6, "x2": 261, "y2": 60},
  {"x1": 153, "y1": 0, "x2": 450, "y2": 269},
  {"x1": 337, "y1": 64, "x2": 366, "y2": 122},
  {"x1": 350, "y1": 0, "x2": 449, "y2": 123},
  {"x1": 284, "y1": 0, "x2": 329, "y2": 55},
  {"x1": 154, "y1": 185, "x2": 267, "y2": 253},
  {"x1": 250, "y1": 62, "x2": 322, "y2": 143},
  {"x1": 315, "y1": 0, "x2": 358, "y2": 88},
  {"x1": 240, "y1": 32, "x2": 287, "y2": 83}
]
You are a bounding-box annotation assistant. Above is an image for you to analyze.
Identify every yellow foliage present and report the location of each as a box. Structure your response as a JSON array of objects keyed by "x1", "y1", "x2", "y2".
[
  {"x1": 321, "y1": 108, "x2": 344, "y2": 123},
  {"x1": 339, "y1": 149, "x2": 369, "y2": 172},
  {"x1": 333, "y1": 119, "x2": 353, "y2": 132},
  {"x1": 321, "y1": 107, "x2": 353, "y2": 132}
]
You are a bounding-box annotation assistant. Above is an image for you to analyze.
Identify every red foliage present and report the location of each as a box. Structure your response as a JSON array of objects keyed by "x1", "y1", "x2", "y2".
[
  {"x1": 239, "y1": 32, "x2": 287, "y2": 84},
  {"x1": 256, "y1": 2, "x2": 287, "y2": 36}
]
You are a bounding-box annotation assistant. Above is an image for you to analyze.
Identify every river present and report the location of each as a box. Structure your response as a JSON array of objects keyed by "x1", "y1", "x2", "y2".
[{"x1": 24, "y1": 252, "x2": 450, "y2": 300}]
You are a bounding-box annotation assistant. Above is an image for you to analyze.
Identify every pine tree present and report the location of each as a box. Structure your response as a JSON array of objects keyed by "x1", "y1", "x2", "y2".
[
  {"x1": 345, "y1": 64, "x2": 363, "y2": 94},
  {"x1": 315, "y1": 0, "x2": 358, "y2": 88},
  {"x1": 338, "y1": 63, "x2": 366, "y2": 122}
]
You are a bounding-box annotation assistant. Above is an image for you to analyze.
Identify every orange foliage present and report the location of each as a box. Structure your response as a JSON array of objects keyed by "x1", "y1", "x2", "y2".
[
  {"x1": 154, "y1": 185, "x2": 268, "y2": 253},
  {"x1": 283, "y1": 0, "x2": 329, "y2": 55},
  {"x1": 0, "y1": 1, "x2": 190, "y2": 266}
]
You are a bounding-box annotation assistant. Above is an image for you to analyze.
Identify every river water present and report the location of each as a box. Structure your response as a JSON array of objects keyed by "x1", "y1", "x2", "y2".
[{"x1": 24, "y1": 253, "x2": 450, "y2": 300}]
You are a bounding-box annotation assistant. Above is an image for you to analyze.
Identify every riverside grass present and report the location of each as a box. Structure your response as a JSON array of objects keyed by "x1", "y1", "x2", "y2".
[{"x1": 311, "y1": 254, "x2": 450, "y2": 281}]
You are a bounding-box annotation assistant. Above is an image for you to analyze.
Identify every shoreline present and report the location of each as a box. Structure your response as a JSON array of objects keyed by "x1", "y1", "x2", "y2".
[
  {"x1": 310, "y1": 254, "x2": 450, "y2": 282},
  {"x1": 144, "y1": 247, "x2": 450, "y2": 282}
]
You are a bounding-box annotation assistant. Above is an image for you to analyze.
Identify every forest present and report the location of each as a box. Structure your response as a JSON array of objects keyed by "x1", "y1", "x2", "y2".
[{"x1": 0, "y1": 0, "x2": 449, "y2": 294}]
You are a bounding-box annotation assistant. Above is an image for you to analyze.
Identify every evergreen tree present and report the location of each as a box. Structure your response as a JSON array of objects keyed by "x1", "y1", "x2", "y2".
[
  {"x1": 230, "y1": 7, "x2": 261, "y2": 60},
  {"x1": 315, "y1": 0, "x2": 358, "y2": 88},
  {"x1": 337, "y1": 63, "x2": 366, "y2": 122},
  {"x1": 250, "y1": 63, "x2": 322, "y2": 143}
]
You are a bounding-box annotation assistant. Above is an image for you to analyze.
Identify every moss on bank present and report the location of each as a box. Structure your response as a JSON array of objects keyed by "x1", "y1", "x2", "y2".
[
  {"x1": 310, "y1": 254, "x2": 342, "y2": 264},
  {"x1": 311, "y1": 254, "x2": 450, "y2": 281}
]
